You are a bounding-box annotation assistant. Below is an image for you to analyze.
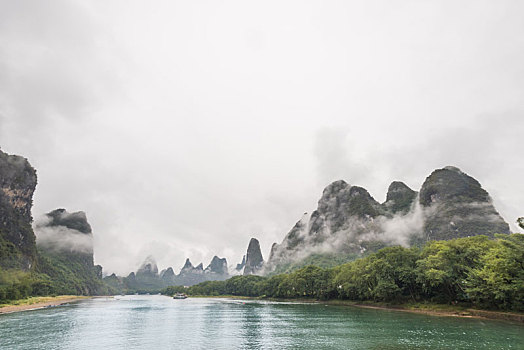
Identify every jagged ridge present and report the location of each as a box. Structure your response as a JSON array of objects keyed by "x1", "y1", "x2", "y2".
[{"x1": 266, "y1": 166, "x2": 510, "y2": 274}]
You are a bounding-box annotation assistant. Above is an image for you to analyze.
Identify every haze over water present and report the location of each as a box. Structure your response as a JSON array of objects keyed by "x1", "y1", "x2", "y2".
[{"x1": 0, "y1": 296, "x2": 522, "y2": 349}]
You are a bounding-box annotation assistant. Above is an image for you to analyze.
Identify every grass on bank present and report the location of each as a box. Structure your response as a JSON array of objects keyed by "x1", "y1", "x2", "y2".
[{"x1": 0, "y1": 295, "x2": 89, "y2": 308}]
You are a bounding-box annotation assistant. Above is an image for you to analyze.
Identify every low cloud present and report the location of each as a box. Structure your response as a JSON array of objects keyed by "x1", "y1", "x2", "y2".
[
  {"x1": 265, "y1": 194, "x2": 453, "y2": 272},
  {"x1": 364, "y1": 199, "x2": 428, "y2": 246},
  {"x1": 313, "y1": 114, "x2": 524, "y2": 231},
  {"x1": 1, "y1": 1, "x2": 522, "y2": 274},
  {"x1": 34, "y1": 215, "x2": 93, "y2": 254}
]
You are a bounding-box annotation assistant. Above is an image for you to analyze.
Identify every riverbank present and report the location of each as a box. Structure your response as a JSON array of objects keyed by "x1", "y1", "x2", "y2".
[
  {"x1": 0, "y1": 296, "x2": 91, "y2": 315},
  {"x1": 185, "y1": 295, "x2": 524, "y2": 323},
  {"x1": 333, "y1": 301, "x2": 524, "y2": 323}
]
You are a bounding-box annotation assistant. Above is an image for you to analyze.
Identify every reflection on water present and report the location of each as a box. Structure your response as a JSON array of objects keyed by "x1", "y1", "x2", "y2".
[{"x1": 0, "y1": 296, "x2": 522, "y2": 350}]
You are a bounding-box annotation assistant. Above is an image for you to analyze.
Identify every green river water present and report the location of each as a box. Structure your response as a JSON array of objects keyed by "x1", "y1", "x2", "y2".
[{"x1": 0, "y1": 295, "x2": 522, "y2": 349}]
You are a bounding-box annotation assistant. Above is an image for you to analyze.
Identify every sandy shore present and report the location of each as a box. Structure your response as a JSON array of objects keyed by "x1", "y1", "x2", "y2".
[{"x1": 0, "y1": 296, "x2": 91, "y2": 315}]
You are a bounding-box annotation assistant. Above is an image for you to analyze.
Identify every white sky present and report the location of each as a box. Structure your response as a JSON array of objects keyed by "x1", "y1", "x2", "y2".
[{"x1": 1, "y1": 0, "x2": 523, "y2": 275}]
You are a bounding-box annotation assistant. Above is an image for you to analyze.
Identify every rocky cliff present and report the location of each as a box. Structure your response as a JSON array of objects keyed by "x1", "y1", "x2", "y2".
[
  {"x1": 384, "y1": 181, "x2": 417, "y2": 215},
  {"x1": 243, "y1": 238, "x2": 264, "y2": 275},
  {"x1": 0, "y1": 149, "x2": 37, "y2": 270},
  {"x1": 266, "y1": 180, "x2": 390, "y2": 271},
  {"x1": 266, "y1": 166, "x2": 510, "y2": 273},
  {"x1": 34, "y1": 208, "x2": 107, "y2": 295},
  {"x1": 419, "y1": 166, "x2": 509, "y2": 240},
  {"x1": 35, "y1": 209, "x2": 95, "y2": 265}
]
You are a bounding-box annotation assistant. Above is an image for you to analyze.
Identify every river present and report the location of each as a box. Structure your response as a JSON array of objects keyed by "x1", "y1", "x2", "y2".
[{"x1": 0, "y1": 295, "x2": 522, "y2": 349}]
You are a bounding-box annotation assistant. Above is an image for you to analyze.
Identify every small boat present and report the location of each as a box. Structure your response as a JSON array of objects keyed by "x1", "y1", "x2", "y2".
[{"x1": 173, "y1": 293, "x2": 188, "y2": 299}]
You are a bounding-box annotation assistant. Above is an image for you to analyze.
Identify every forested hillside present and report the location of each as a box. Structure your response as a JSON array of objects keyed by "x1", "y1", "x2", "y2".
[
  {"x1": 0, "y1": 149, "x2": 110, "y2": 303},
  {"x1": 165, "y1": 234, "x2": 524, "y2": 312}
]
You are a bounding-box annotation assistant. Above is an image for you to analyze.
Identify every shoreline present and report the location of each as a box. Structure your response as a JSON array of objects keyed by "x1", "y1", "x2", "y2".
[
  {"x1": 0, "y1": 296, "x2": 91, "y2": 315},
  {"x1": 196, "y1": 295, "x2": 524, "y2": 323},
  {"x1": 4, "y1": 294, "x2": 523, "y2": 323},
  {"x1": 341, "y1": 303, "x2": 524, "y2": 323}
]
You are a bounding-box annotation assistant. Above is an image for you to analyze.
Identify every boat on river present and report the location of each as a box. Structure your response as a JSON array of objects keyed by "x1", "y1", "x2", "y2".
[{"x1": 173, "y1": 293, "x2": 188, "y2": 299}]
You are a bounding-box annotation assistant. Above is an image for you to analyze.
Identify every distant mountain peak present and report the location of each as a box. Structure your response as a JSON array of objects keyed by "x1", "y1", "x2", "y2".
[
  {"x1": 419, "y1": 166, "x2": 509, "y2": 240},
  {"x1": 44, "y1": 209, "x2": 92, "y2": 234},
  {"x1": 137, "y1": 256, "x2": 158, "y2": 276},
  {"x1": 243, "y1": 238, "x2": 264, "y2": 275},
  {"x1": 205, "y1": 256, "x2": 228, "y2": 274},
  {"x1": 443, "y1": 165, "x2": 462, "y2": 172},
  {"x1": 419, "y1": 166, "x2": 490, "y2": 205},
  {"x1": 235, "y1": 255, "x2": 246, "y2": 271},
  {"x1": 182, "y1": 258, "x2": 193, "y2": 270},
  {"x1": 384, "y1": 181, "x2": 417, "y2": 215}
]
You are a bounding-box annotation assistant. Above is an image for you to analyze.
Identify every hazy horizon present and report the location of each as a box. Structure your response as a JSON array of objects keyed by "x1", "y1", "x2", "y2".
[{"x1": 1, "y1": 0, "x2": 523, "y2": 275}]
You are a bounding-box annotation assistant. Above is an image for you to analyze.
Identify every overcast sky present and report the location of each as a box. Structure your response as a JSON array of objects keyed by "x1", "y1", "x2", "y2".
[{"x1": 1, "y1": 0, "x2": 523, "y2": 275}]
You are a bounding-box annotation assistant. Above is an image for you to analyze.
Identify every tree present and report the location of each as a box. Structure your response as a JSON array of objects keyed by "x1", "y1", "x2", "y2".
[
  {"x1": 466, "y1": 234, "x2": 524, "y2": 310},
  {"x1": 416, "y1": 236, "x2": 495, "y2": 302}
]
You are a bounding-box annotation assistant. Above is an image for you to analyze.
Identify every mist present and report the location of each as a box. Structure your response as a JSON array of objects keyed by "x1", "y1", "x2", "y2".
[
  {"x1": 1, "y1": 0, "x2": 523, "y2": 274},
  {"x1": 265, "y1": 191, "x2": 430, "y2": 270},
  {"x1": 34, "y1": 215, "x2": 94, "y2": 254}
]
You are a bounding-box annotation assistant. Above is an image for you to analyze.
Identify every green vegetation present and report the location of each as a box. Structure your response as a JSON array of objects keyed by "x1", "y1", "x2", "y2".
[
  {"x1": 0, "y1": 250, "x2": 112, "y2": 304},
  {"x1": 0, "y1": 236, "x2": 25, "y2": 269},
  {"x1": 0, "y1": 268, "x2": 52, "y2": 302},
  {"x1": 0, "y1": 150, "x2": 38, "y2": 270},
  {"x1": 36, "y1": 251, "x2": 111, "y2": 296},
  {"x1": 163, "y1": 234, "x2": 524, "y2": 312},
  {"x1": 0, "y1": 209, "x2": 37, "y2": 269},
  {"x1": 270, "y1": 242, "x2": 390, "y2": 276},
  {"x1": 0, "y1": 295, "x2": 87, "y2": 308}
]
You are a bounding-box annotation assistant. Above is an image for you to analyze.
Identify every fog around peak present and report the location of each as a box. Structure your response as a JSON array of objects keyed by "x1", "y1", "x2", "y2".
[{"x1": 1, "y1": 0, "x2": 523, "y2": 274}]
